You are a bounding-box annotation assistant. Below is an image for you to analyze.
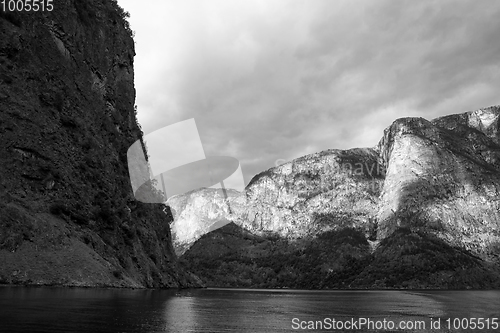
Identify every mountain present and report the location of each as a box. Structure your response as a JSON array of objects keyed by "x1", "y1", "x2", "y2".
[
  {"x1": 176, "y1": 106, "x2": 500, "y2": 288},
  {"x1": 0, "y1": 1, "x2": 199, "y2": 288},
  {"x1": 169, "y1": 147, "x2": 384, "y2": 255}
]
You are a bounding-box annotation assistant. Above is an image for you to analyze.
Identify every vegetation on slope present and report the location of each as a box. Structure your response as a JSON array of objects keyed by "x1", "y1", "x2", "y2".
[{"x1": 180, "y1": 223, "x2": 500, "y2": 289}]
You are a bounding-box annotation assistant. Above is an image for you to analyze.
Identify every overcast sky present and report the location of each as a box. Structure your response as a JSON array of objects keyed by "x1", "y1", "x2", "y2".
[{"x1": 118, "y1": 0, "x2": 500, "y2": 190}]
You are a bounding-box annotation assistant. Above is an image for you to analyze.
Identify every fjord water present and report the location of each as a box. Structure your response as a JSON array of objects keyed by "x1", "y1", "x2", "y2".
[{"x1": 1, "y1": 287, "x2": 499, "y2": 332}]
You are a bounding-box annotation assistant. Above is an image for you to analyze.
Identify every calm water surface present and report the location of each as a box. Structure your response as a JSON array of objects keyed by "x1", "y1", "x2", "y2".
[{"x1": 0, "y1": 287, "x2": 499, "y2": 332}]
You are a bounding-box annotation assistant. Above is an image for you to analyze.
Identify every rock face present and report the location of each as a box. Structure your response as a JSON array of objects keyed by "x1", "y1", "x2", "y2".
[
  {"x1": 168, "y1": 188, "x2": 246, "y2": 256},
  {"x1": 176, "y1": 106, "x2": 500, "y2": 288},
  {"x1": 377, "y1": 107, "x2": 500, "y2": 261},
  {"x1": 0, "y1": 1, "x2": 198, "y2": 287},
  {"x1": 170, "y1": 148, "x2": 385, "y2": 254},
  {"x1": 240, "y1": 148, "x2": 384, "y2": 237}
]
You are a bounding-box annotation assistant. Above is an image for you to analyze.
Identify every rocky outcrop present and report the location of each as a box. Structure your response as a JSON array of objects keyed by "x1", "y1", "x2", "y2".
[{"x1": 0, "y1": 1, "x2": 198, "y2": 287}]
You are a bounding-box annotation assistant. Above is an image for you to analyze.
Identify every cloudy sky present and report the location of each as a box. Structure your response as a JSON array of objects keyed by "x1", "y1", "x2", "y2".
[{"x1": 118, "y1": 0, "x2": 500, "y2": 191}]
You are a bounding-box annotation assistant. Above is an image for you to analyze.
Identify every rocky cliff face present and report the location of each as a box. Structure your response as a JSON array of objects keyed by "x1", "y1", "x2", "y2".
[
  {"x1": 377, "y1": 107, "x2": 500, "y2": 261},
  {"x1": 168, "y1": 188, "x2": 246, "y2": 256},
  {"x1": 240, "y1": 147, "x2": 384, "y2": 237},
  {"x1": 173, "y1": 106, "x2": 500, "y2": 273},
  {"x1": 169, "y1": 148, "x2": 384, "y2": 255},
  {"x1": 0, "y1": 1, "x2": 198, "y2": 287}
]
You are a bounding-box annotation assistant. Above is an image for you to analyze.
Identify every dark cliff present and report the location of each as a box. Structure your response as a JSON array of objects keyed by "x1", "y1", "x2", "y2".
[{"x1": 0, "y1": 1, "x2": 198, "y2": 287}]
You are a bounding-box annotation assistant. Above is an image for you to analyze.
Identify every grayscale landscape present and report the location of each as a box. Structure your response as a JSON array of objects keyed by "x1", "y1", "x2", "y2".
[{"x1": 1, "y1": 0, "x2": 500, "y2": 332}]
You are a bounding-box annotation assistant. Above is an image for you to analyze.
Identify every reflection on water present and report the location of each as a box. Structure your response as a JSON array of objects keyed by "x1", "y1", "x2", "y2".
[{"x1": 0, "y1": 287, "x2": 499, "y2": 332}]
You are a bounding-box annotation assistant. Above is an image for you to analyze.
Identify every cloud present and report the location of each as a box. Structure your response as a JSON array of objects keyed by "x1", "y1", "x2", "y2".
[{"x1": 118, "y1": 0, "x2": 500, "y2": 187}]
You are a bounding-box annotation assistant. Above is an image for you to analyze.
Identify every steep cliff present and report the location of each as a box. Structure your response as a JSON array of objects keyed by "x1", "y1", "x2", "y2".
[
  {"x1": 0, "y1": 0, "x2": 198, "y2": 287},
  {"x1": 376, "y1": 106, "x2": 500, "y2": 262}
]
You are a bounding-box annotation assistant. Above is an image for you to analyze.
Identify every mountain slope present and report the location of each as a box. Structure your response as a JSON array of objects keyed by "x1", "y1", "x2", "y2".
[
  {"x1": 180, "y1": 223, "x2": 500, "y2": 289},
  {"x1": 0, "y1": 0, "x2": 198, "y2": 287},
  {"x1": 177, "y1": 106, "x2": 500, "y2": 288}
]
